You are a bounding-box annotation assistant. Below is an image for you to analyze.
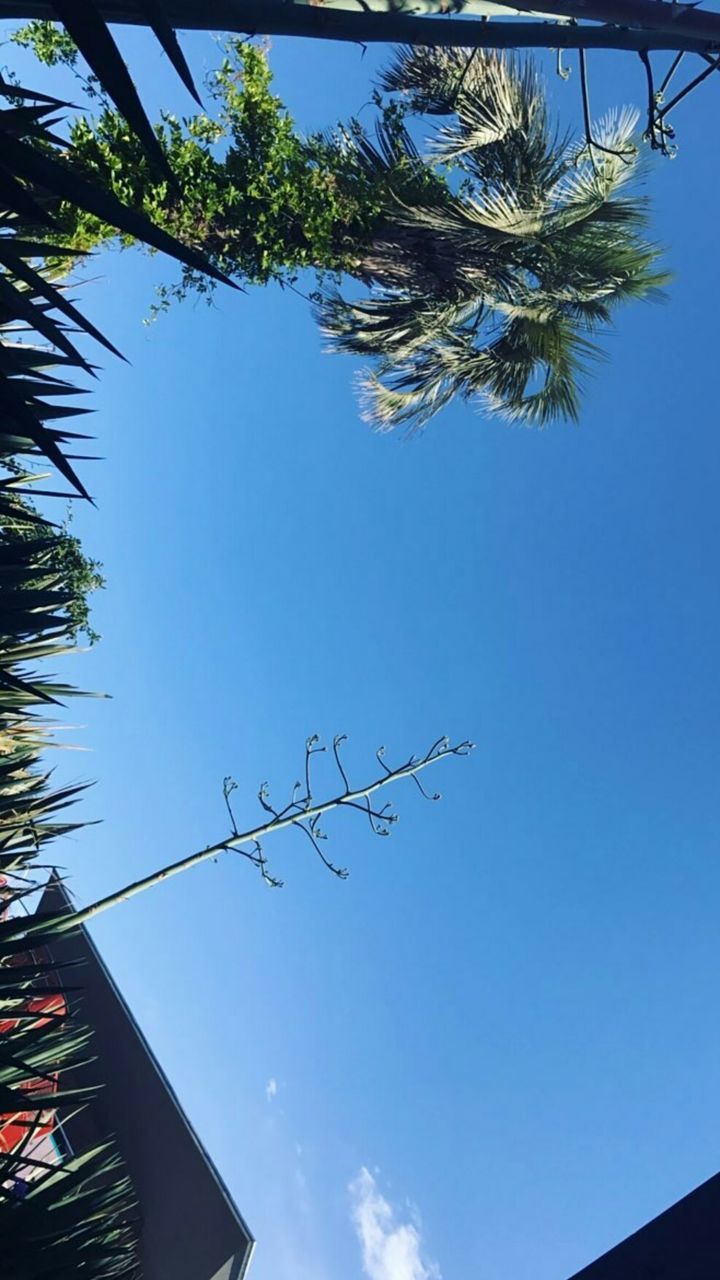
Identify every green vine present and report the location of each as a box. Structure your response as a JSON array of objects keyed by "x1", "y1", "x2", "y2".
[{"x1": 14, "y1": 35, "x2": 444, "y2": 307}]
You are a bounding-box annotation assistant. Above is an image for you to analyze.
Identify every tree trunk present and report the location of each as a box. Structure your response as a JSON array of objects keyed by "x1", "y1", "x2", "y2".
[{"x1": 0, "y1": 0, "x2": 715, "y2": 54}]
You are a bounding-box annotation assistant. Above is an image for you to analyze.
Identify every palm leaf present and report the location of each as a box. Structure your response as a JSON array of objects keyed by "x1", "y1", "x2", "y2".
[{"x1": 327, "y1": 45, "x2": 667, "y2": 433}]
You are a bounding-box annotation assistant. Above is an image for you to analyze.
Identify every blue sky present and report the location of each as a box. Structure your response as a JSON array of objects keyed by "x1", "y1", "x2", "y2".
[{"x1": 7, "y1": 21, "x2": 720, "y2": 1280}]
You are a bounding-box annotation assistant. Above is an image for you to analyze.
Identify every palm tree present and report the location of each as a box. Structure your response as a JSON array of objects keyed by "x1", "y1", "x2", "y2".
[
  {"x1": 319, "y1": 45, "x2": 668, "y2": 430},
  {"x1": 8, "y1": 34, "x2": 667, "y2": 433}
]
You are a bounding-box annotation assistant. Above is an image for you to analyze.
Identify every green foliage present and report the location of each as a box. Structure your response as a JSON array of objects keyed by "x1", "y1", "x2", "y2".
[
  {"x1": 1, "y1": 498, "x2": 104, "y2": 646},
  {"x1": 0, "y1": 409, "x2": 132, "y2": 1280},
  {"x1": 48, "y1": 524, "x2": 105, "y2": 646},
  {"x1": 10, "y1": 20, "x2": 78, "y2": 69},
  {"x1": 0, "y1": 26, "x2": 229, "y2": 1275},
  {"x1": 0, "y1": 71, "x2": 229, "y2": 500},
  {"x1": 17, "y1": 34, "x2": 666, "y2": 429},
  {"x1": 48, "y1": 41, "x2": 445, "y2": 304},
  {"x1": 0, "y1": 479, "x2": 126, "y2": 1280}
]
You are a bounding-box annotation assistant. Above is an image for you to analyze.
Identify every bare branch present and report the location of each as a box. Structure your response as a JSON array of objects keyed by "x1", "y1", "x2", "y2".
[
  {"x1": 556, "y1": 48, "x2": 571, "y2": 82},
  {"x1": 342, "y1": 797, "x2": 398, "y2": 834},
  {"x1": 253, "y1": 841, "x2": 284, "y2": 890},
  {"x1": 218, "y1": 837, "x2": 284, "y2": 888},
  {"x1": 32, "y1": 732, "x2": 474, "y2": 931},
  {"x1": 410, "y1": 772, "x2": 442, "y2": 803},
  {"x1": 654, "y1": 50, "x2": 720, "y2": 126}
]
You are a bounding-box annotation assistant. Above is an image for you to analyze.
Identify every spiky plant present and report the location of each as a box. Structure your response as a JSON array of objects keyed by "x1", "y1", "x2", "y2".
[
  {"x1": 319, "y1": 46, "x2": 668, "y2": 431},
  {"x1": 0, "y1": 19, "x2": 228, "y2": 1274},
  {"x1": 0, "y1": 76, "x2": 234, "y2": 500},
  {"x1": 0, "y1": 666, "x2": 140, "y2": 1280},
  {"x1": 0, "y1": 878, "x2": 141, "y2": 1280},
  {"x1": 0, "y1": 503, "x2": 140, "y2": 1279},
  {"x1": 0, "y1": 1142, "x2": 141, "y2": 1280}
]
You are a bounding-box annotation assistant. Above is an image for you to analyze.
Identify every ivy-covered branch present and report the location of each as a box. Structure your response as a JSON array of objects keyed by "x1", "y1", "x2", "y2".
[{"x1": 17, "y1": 38, "x2": 439, "y2": 306}]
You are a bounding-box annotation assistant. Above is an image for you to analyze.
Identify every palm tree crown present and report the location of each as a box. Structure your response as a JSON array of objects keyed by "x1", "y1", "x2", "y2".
[{"x1": 319, "y1": 46, "x2": 668, "y2": 431}]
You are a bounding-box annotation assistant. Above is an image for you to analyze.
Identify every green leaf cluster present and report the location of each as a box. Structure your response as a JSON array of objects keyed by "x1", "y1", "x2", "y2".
[
  {"x1": 2, "y1": 496, "x2": 104, "y2": 646},
  {"x1": 10, "y1": 20, "x2": 78, "y2": 70},
  {"x1": 45, "y1": 41, "x2": 443, "y2": 302}
]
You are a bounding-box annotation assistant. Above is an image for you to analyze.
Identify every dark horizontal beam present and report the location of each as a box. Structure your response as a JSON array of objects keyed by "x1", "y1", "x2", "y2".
[
  {"x1": 493, "y1": 0, "x2": 720, "y2": 48},
  {"x1": 0, "y1": 0, "x2": 714, "y2": 54}
]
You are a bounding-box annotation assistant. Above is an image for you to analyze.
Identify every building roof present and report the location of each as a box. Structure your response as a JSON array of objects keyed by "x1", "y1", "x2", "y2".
[
  {"x1": 38, "y1": 877, "x2": 255, "y2": 1280},
  {"x1": 568, "y1": 1171, "x2": 720, "y2": 1280}
]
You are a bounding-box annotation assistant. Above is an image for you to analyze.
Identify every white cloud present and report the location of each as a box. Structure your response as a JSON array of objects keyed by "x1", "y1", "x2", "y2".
[
  {"x1": 265, "y1": 1076, "x2": 278, "y2": 1102},
  {"x1": 349, "y1": 1168, "x2": 441, "y2": 1280}
]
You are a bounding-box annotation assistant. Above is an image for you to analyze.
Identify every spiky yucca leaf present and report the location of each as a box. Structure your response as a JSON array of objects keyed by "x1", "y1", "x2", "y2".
[
  {"x1": 0, "y1": 92, "x2": 144, "y2": 1262},
  {"x1": 0, "y1": 75, "x2": 234, "y2": 499},
  {"x1": 18, "y1": 5, "x2": 199, "y2": 163},
  {"x1": 0, "y1": 1140, "x2": 141, "y2": 1280}
]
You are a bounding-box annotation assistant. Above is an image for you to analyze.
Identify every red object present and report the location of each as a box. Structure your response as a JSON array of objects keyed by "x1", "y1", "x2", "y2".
[{"x1": 0, "y1": 993, "x2": 67, "y2": 1158}]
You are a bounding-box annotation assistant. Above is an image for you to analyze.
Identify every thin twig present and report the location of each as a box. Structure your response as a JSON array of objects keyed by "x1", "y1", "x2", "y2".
[
  {"x1": 578, "y1": 49, "x2": 633, "y2": 168},
  {"x1": 304, "y1": 734, "x2": 326, "y2": 805},
  {"x1": 222, "y1": 776, "x2": 239, "y2": 835},
  {"x1": 332, "y1": 734, "x2": 351, "y2": 794},
  {"x1": 657, "y1": 49, "x2": 685, "y2": 100},
  {"x1": 454, "y1": 47, "x2": 480, "y2": 104},
  {"x1": 655, "y1": 53, "x2": 720, "y2": 122},
  {"x1": 292, "y1": 819, "x2": 349, "y2": 879},
  {"x1": 639, "y1": 49, "x2": 669, "y2": 152},
  {"x1": 556, "y1": 48, "x2": 571, "y2": 81}
]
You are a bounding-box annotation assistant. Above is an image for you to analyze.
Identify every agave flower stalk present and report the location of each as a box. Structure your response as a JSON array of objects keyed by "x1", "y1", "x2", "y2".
[{"x1": 11, "y1": 735, "x2": 475, "y2": 935}]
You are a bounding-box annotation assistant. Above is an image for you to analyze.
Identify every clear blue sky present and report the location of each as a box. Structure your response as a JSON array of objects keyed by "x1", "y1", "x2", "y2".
[{"x1": 7, "y1": 22, "x2": 720, "y2": 1280}]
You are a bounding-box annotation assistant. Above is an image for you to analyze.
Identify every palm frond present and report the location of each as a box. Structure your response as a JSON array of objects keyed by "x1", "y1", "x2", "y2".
[
  {"x1": 328, "y1": 47, "x2": 668, "y2": 435},
  {"x1": 318, "y1": 288, "x2": 481, "y2": 360},
  {"x1": 429, "y1": 51, "x2": 545, "y2": 163},
  {"x1": 377, "y1": 46, "x2": 479, "y2": 116},
  {"x1": 549, "y1": 108, "x2": 643, "y2": 232},
  {"x1": 358, "y1": 360, "x2": 458, "y2": 435}
]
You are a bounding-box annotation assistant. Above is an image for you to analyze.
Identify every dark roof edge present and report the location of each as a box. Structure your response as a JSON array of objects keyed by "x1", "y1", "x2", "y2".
[
  {"x1": 568, "y1": 1169, "x2": 720, "y2": 1279},
  {"x1": 45, "y1": 874, "x2": 256, "y2": 1280}
]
